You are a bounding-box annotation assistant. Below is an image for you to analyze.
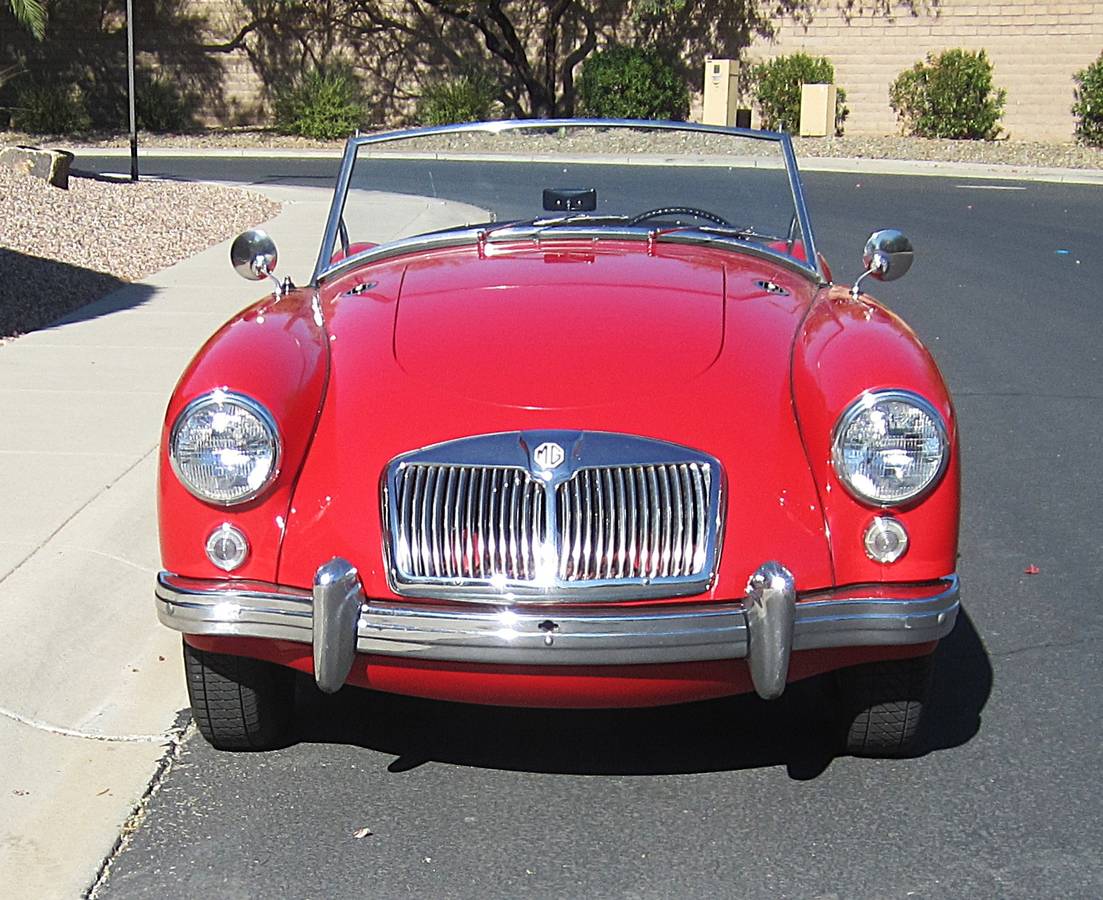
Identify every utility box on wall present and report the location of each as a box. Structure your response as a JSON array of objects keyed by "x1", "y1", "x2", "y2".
[
  {"x1": 799, "y1": 83, "x2": 837, "y2": 137},
  {"x1": 702, "y1": 59, "x2": 751, "y2": 127}
]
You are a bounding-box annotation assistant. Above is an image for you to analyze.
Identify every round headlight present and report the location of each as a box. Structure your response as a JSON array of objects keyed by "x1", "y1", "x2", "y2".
[
  {"x1": 170, "y1": 391, "x2": 280, "y2": 505},
  {"x1": 832, "y1": 390, "x2": 948, "y2": 506}
]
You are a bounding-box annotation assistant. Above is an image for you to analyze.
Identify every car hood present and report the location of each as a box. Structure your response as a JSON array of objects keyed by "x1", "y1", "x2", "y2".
[
  {"x1": 392, "y1": 245, "x2": 725, "y2": 408},
  {"x1": 278, "y1": 241, "x2": 835, "y2": 597}
]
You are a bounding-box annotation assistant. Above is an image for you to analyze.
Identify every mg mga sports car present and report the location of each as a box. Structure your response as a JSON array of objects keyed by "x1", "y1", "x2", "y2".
[{"x1": 156, "y1": 119, "x2": 959, "y2": 756}]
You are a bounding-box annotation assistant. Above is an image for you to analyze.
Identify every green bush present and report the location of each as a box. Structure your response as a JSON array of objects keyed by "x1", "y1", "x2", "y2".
[
  {"x1": 578, "y1": 45, "x2": 689, "y2": 121},
  {"x1": 137, "y1": 76, "x2": 196, "y2": 133},
  {"x1": 889, "y1": 49, "x2": 1006, "y2": 140},
  {"x1": 10, "y1": 82, "x2": 92, "y2": 134},
  {"x1": 274, "y1": 64, "x2": 364, "y2": 140},
  {"x1": 753, "y1": 53, "x2": 847, "y2": 135},
  {"x1": 1072, "y1": 52, "x2": 1103, "y2": 147},
  {"x1": 416, "y1": 72, "x2": 498, "y2": 125}
]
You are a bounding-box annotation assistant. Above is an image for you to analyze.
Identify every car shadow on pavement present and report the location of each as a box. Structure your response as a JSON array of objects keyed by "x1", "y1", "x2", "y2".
[
  {"x1": 0, "y1": 247, "x2": 155, "y2": 339},
  {"x1": 923, "y1": 608, "x2": 993, "y2": 754},
  {"x1": 290, "y1": 610, "x2": 990, "y2": 780}
]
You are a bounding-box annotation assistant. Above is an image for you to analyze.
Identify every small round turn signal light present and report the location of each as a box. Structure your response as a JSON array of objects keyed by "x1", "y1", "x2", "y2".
[
  {"x1": 205, "y1": 523, "x2": 249, "y2": 572},
  {"x1": 864, "y1": 516, "x2": 909, "y2": 564}
]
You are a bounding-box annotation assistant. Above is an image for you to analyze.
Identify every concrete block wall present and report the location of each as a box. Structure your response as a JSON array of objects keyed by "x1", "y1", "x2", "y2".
[
  {"x1": 185, "y1": 0, "x2": 269, "y2": 124},
  {"x1": 742, "y1": 0, "x2": 1103, "y2": 141},
  {"x1": 134, "y1": 1, "x2": 1101, "y2": 140}
]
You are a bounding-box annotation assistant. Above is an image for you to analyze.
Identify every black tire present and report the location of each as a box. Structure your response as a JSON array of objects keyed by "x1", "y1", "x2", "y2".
[
  {"x1": 835, "y1": 654, "x2": 934, "y2": 758},
  {"x1": 183, "y1": 640, "x2": 295, "y2": 750}
]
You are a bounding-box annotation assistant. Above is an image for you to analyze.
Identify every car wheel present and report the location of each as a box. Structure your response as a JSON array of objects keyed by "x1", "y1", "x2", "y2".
[
  {"x1": 835, "y1": 654, "x2": 934, "y2": 758},
  {"x1": 182, "y1": 639, "x2": 295, "y2": 750}
]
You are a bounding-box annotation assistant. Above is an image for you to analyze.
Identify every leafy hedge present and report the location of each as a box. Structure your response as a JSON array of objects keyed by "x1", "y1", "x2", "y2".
[
  {"x1": 416, "y1": 72, "x2": 499, "y2": 125},
  {"x1": 274, "y1": 65, "x2": 364, "y2": 140},
  {"x1": 578, "y1": 45, "x2": 689, "y2": 121},
  {"x1": 1073, "y1": 52, "x2": 1103, "y2": 147},
  {"x1": 10, "y1": 82, "x2": 92, "y2": 133},
  {"x1": 137, "y1": 76, "x2": 196, "y2": 133},
  {"x1": 889, "y1": 49, "x2": 1005, "y2": 140},
  {"x1": 752, "y1": 53, "x2": 847, "y2": 135}
]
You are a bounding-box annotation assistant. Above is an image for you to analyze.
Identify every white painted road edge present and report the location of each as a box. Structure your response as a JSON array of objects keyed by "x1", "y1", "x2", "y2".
[{"x1": 77, "y1": 145, "x2": 1103, "y2": 186}]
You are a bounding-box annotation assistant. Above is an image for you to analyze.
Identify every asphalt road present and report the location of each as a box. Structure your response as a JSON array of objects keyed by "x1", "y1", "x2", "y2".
[{"x1": 85, "y1": 155, "x2": 1103, "y2": 899}]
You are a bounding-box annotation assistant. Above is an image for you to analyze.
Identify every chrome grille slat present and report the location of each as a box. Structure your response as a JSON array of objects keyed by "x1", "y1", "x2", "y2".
[
  {"x1": 635, "y1": 467, "x2": 649, "y2": 578},
  {"x1": 647, "y1": 466, "x2": 661, "y2": 579},
  {"x1": 692, "y1": 462, "x2": 708, "y2": 573},
  {"x1": 520, "y1": 477, "x2": 532, "y2": 579},
  {"x1": 506, "y1": 471, "x2": 520, "y2": 579},
  {"x1": 416, "y1": 466, "x2": 431, "y2": 576},
  {"x1": 395, "y1": 464, "x2": 544, "y2": 582},
  {"x1": 580, "y1": 469, "x2": 594, "y2": 580},
  {"x1": 614, "y1": 468, "x2": 628, "y2": 578},
  {"x1": 570, "y1": 474, "x2": 583, "y2": 579},
  {"x1": 658, "y1": 465, "x2": 672, "y2": 578},
  {"x1": 670, "y1": 464, "x2": 684, "y2": 576},
  {"x1": 624, "y1": 468, "x2": 638, "y2": 578},
  {"x1": 553, "y1": 463, "x2": 712, "y2": 583},
  {"x1": 678, "y1": 464, "x2": 693, "y2": 574},
  {"x1": 387, "y1": 435, "x2": 719, "y2": 601}
]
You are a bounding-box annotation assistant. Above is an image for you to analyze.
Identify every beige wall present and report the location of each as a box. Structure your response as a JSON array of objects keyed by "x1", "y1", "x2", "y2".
[
  {"x1": 742, "y1": 1, "x2": 1103, "y2": 141},
  {"x1": 162, "y1": 1, "x2": 1103, "y2": 140},
  {"x1": 185, "y1": 0, "x2": 268, "y2": 123}
]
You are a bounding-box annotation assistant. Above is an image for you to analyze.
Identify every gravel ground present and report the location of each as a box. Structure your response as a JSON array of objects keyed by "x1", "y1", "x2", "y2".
[
  {"x1": 2, "y1": 127, "x2": 1101, "y2": 169},
  {"x1": 0, "y1": 168, "x2": 280, "y2": 341}
]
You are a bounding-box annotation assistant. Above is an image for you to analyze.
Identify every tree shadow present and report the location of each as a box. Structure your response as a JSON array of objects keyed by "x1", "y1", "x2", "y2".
[
  {"x1": 290, "y1": 607, "x2": 989, "y2": 778},
  {"x1": 0, "y1": 247, "x2": 156, "y2": 339},
  {"x1": 0, "y1": 0, "x2": 229, "y2": 129}
]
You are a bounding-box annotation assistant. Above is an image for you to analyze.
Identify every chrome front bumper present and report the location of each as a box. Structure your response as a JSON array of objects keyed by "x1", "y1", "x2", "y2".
[{"x1": 156, "y1": 560, "x2": 959, "y2": 700}]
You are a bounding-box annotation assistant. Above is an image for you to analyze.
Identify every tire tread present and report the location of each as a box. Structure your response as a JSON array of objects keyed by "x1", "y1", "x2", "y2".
[
  {"x1": 837, "y1": 654, "x2": 934, "y2": 757},
  {"x1": 183, "y1": 640, "x2": 293, "y2": 750}
]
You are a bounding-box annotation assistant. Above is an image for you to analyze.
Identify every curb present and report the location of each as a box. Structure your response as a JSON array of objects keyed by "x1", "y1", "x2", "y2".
[{"x1": 74, "y1": 145, "x2": 1103, "y2": 185}]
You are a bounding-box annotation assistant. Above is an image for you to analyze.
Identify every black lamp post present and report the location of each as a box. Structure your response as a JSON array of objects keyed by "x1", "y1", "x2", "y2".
[{"x1": 126, "y1": 0, "x2": 138, "y2": 181}]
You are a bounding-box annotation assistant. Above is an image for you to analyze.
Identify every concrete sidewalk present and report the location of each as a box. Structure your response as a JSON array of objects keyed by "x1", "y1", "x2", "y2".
[{"x1": 0, "y1": 182, "x2": 482, "y2": 898}]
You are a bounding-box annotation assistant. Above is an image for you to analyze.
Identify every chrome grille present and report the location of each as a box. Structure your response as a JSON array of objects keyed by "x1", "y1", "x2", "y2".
[
  {"x1": 394, "y1": 465, "x2": 546, "y2": 581},
  {"x1": 385, "y1": 431, "x2": 723, "y2": 602},
  {"x1": 556, "y1": 464, "x2": 711, "y2": 581}
]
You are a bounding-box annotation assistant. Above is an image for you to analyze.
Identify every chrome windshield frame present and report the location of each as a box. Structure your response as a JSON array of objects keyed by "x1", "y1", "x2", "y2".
[{"x1": 310, "y1": 118, "x2": 826, "y2": 286}]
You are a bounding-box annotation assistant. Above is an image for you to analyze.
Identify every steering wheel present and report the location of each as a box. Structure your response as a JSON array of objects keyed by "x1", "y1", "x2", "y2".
[{"x1": 627, "y1": 206, "x2": 733, "y2": 228}]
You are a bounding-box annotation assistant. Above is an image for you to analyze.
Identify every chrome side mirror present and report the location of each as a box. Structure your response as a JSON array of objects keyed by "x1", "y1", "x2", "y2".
[
  {"x1": 231, "y1": 229, "x2": 286, "y2": 296},
  {"x1": 851, "y1": 229, "x2": 914, "y2": 300}
]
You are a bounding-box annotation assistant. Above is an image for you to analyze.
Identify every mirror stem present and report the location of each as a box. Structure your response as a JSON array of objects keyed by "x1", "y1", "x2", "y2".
[
  {"x1": 850, "y1": 251, "x2": 889, "y2": 301},
  {"x1": 252, "y1": 256, "x2": 286, "y2": 297}
]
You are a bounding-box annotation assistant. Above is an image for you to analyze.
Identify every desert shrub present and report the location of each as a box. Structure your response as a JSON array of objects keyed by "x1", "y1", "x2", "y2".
[
  {"x1": 10, "y1": 82, "x2": 92, "y2": 133},
  {"x1": 578, "y1": 45, "x2": 689, "y2": 121},
  {"x1": 136, "y1": 76, "x2": 196, "y2": 133},
  {"x1": 753, "y1": 53, "x2": 847, "y2": 134},
  {"x1": 274, "y1": 64, "x2": 364, "y2": 140},
  {"x1": 416, "y1": 72, "x2": 498, "y2": 125},
  {"x1": 1072, "y1": 52, "x2": 1103, "y2": 147},
  {"x1": 889, "y1": 48, "x2": 1006, "y2": 140}
]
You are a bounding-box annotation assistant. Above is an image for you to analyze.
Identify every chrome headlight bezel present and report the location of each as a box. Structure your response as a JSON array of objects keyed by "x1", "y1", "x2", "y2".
[
  {"x1": 169, "y1": 390, "x2": 282, "y2": 506},
  {"x1": 831, "y1": 389, "x2": 949, "y2": 508}
]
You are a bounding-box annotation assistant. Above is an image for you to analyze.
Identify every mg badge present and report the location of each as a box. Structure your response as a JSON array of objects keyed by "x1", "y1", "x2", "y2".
[{"x1": 533, "y1": 442, "x2": 565, "y2": 470}]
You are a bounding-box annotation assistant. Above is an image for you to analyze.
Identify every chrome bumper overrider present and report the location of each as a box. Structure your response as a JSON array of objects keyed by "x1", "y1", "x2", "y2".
[{"x1": 156, "y1": 561, "x2": 959, "y2": 700}]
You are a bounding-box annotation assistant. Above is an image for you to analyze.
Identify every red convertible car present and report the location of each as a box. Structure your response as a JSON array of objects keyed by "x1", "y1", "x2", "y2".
[{"x1": 156, "y1": 120, "x2": 959, "y2": 757}]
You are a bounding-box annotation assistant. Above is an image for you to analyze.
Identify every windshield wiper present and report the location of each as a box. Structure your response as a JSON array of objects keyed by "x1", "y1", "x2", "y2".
[
  {"x1": 478, "y1": 214, "x2": 630, "y2": 242},
  {"x1": 652, "y1": 224, "x2": 772, "y2": 242}
]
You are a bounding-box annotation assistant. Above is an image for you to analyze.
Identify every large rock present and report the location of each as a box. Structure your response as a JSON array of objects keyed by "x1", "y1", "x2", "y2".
[{"x1": 0, "y1": 145, "x2": 74, "y2": 188}]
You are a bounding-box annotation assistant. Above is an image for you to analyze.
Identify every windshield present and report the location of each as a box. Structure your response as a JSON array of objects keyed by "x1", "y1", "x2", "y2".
[{"x1": 313, "y1": 120, "x2": 822, "y2": 283}]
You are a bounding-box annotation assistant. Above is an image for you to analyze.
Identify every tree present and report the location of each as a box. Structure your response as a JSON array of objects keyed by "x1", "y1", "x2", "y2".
[
  {"x1": 212, "y1": 0, "x2": 775, "y2": 119},
  {"x1": 7, "y1": 0, "x2": 46, "y2": 39}
]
